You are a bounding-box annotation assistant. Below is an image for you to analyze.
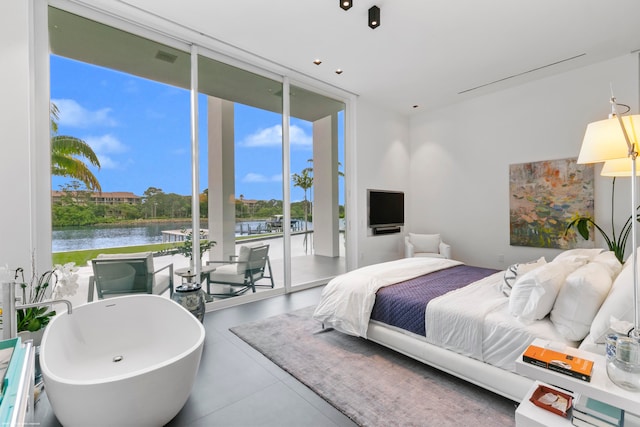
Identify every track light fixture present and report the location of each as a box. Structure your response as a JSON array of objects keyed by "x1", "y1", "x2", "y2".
[
  {"x1": 340, "y1": 0, "x2": 353, "y2": 11},
  {"x1": 368, "y1": 5, "x2": 380, "y2": 29}
]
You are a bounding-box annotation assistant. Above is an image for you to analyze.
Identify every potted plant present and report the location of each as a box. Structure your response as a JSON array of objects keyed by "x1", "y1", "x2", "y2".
[
  {"x1": 10, "y1": 257, "x2": 79, "y2": 341},
  {"x1": 566, "y1": 177, "x2": 639, "y2": 263},
  {"x1": 177, "y1": 229, "x2": 216, "y2": 268}
]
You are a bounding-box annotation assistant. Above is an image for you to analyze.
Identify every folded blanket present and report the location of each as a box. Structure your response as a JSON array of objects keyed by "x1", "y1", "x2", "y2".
[{"x1": 313, "y1": 257, "x2": 462, "y2": 337}]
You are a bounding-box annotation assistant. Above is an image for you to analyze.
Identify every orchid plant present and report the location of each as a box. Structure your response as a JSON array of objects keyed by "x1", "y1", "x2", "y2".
[
  {"x1": 566, "y1": 177, "x2": 640, "y2": 263},
  {"x1": 3, "y1": 255, "x2": 79, "y2": 332}
]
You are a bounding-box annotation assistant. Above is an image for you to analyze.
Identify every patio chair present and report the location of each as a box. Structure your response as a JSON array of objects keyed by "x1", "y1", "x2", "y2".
[
  {"x1": 88, "y1": 252, "x2": 174, "y2": 301},
  {"x1": 205, "y1": 243, "x2": 274, "y2": 297}
]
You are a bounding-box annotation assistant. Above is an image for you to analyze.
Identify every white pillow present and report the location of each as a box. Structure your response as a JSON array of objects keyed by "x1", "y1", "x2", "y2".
[
  {"x1": 591, "y1": 251, "x2": 623, "y2": 277},
  {"x1": 590, "y1": 260, "x2": 636, "y2": 343},
  {"x1": 550, "y1": 262, "x2": 615, "y2": 341},
  {"x1": 554, "y1": 248, "x2": 604, "y2": 262},
  {"x1": 509, "y1": 257, "x2": 586, "y2": 322},
  {"x1": 409, "y1": 233, "x2": 440, "y2": 253},
  {"x1": 501, "y1": 257, "x2": 546, "y2": 297}
]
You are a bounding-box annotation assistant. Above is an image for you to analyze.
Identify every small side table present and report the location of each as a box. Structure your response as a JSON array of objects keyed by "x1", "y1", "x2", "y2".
[
  {"x1": 171, "y1": 267, "x2": 215, "y2": 322},
  {"x1": 175, "y1": 265, "x2": 217, "y2": 284},
  {"x1": 515, "y1": 381, "x2": 572, "y2": 427}
]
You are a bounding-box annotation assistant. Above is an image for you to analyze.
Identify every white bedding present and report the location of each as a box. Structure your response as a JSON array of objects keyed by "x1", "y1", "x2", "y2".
[
  {"x1": 424, "y1": 268, "x2": 577, "y2": 371},
  {"x1": 424, "y1": 271, "x2": 506, "y2": 360},
  {"x1": 315, "y1": 257, "x2": 580, "y2": 373},
  {"x1": 312, "y1": 257, "x2": 462, "y2": 337}
]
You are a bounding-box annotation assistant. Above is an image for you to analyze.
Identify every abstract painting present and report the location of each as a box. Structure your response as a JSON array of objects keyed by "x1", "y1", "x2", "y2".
[{"x1": 509, "y1": 158, "x2": 594, "y2": 249}]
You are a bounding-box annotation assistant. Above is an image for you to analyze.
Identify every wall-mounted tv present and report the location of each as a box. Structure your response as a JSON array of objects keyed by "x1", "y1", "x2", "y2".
[{"x1": 367, "y1": 189, "x2": 404, "y2": 229}]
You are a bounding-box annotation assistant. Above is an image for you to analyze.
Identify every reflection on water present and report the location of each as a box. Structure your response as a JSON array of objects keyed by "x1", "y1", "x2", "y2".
[
  {"x1": 52, "y1": 222, "x2": 195, "y2": 252},
  {"x1": 52, "y1": 220, "x2": 314, "y2": 252}
]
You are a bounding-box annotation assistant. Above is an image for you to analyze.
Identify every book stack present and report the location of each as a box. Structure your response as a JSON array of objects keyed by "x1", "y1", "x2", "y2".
[{"x1": 571, "y1": 395, "x2": 623, "y2": 427}]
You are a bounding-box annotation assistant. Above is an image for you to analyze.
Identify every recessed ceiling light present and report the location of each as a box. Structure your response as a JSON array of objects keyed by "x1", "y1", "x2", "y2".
[
  {"x1": 412, "y1": 105, "x2": 419, "y2": 109},
  {"x1": 335, "y1": 69, "x2": 343, "y2": 75},
  {"x1": 313, "y1": 59, "x2": 322, "y2": 65}
]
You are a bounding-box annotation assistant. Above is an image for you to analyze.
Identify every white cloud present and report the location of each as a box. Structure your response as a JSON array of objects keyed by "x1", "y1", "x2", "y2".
[
  {"x1": 84, "y1": 134, "x2": 128, "y2": 169},
  {"x1": 290, "y1": 125, "x2": 312, "y2": 147},
  {"x1": 242, "y1": 173, "x2": 282, "y2": 183},
  {"x1": 52, "y1": 98, "x2": 117, "y2": 128},
  {"x1": 241, "y1": 124, "x2": 311, "y2": 148}
]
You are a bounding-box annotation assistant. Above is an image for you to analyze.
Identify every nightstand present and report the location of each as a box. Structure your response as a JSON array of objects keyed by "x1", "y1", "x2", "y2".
[
  {"x1": 515, "y1": 381, "x2": 572, "y2": 427},
  {"x1": 515, "y1": 339, "x2": 640, "y2": 426}
]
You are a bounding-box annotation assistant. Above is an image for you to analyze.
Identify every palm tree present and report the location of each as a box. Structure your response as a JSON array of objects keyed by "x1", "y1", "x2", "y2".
[
  {"x1": 50, "y1": 103, "x2": 102, "y2": 192},
  {"x1": 292, "y1": 167, "x2": 313, "y2": 253},
  {"x1": 292, "y1": 159, "x2": 344, "y2": 253}
]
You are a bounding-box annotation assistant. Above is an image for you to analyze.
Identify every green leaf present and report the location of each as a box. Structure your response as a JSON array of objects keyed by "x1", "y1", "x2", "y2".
[
  {"x1": 26, "y1": 318, "x2": 41, "y2": 332},
  {"x1": 576, "y1": 219, "x2": 590, "y2": 240}
]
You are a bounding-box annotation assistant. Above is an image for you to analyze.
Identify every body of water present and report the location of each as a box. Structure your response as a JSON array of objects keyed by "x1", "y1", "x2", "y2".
[{"x1": 52, "y1": 220, "x2": 313, "y2": 252}]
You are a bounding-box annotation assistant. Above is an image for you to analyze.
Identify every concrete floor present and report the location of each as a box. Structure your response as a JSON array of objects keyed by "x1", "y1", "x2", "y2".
[{"x1": 34, "y1": 286, "x2": 357, "y2": 426}]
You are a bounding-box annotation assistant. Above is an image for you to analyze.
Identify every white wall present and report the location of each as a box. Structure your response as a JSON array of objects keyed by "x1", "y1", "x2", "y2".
[
  {"x1": 354, "y1": 100, "x2": 411, "y2": 266},
  {"x1": 408, "y1": 53, "x2": 640, "y2": 269},
  {"x1": 0, "y1": 0, "x2": 51, "y2": 274}
]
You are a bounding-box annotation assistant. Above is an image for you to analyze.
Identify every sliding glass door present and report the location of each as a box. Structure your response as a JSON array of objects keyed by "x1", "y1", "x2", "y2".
[
  {"x1": 289, "y1": 85, "x2": 346, "y2": 289},
  {"x1": 49, "y1": 7, "x2": 193, "y2": 306},
  {"x1": 48, "y1": 5, "x2": 346, "y2": 306},
  {"x1": 197, "y1": 53, "x2": 284, "y2": 299}
]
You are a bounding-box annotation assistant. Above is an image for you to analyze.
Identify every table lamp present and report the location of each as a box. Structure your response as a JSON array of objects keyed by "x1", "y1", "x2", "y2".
[{"x1": 578, "y1": 97, "x2": 640, "y2": 390}]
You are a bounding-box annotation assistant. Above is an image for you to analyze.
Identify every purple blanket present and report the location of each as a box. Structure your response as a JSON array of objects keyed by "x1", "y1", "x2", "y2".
[{"x1": 370, "y1": 265, "x2": 499, "y2": 336}]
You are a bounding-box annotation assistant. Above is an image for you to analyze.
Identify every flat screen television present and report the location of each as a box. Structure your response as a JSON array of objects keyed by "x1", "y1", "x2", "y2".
[{"x1": 368, "y1": 189, "x2": 404, "y2": 228}]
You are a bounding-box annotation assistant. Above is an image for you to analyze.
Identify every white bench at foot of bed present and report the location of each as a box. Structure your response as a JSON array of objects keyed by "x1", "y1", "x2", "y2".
[{"x1": 366, "y1": 321, "x2": 533, "y2": 402}]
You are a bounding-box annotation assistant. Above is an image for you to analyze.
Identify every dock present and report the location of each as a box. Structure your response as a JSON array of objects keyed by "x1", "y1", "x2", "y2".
[{"x1": 161, "y1": 229, "x2": 209, "y2": 243}]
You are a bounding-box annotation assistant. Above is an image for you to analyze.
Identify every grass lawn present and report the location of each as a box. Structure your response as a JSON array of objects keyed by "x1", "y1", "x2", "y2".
[
  {"x1": 52, "y1": 242, "x2": 182, "y2": 266},
  {"x1": 51, "y1": 234, "x2": 281, "y2": 266}
]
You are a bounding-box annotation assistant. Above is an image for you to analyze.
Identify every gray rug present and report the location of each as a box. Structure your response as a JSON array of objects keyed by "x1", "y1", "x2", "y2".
[{"x1": 230, "y1": 306, "x2": 516, "y2": 427}]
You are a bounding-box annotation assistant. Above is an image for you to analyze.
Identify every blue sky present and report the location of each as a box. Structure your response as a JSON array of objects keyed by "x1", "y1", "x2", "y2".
[{"x1": 51, "y1": 55, "x2": 338, "y2": 202}]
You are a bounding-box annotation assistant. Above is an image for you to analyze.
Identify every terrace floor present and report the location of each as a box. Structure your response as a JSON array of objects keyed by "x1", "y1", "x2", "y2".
[{"x1": 62, "y1": 232, "x2": 346, "y2": 309}]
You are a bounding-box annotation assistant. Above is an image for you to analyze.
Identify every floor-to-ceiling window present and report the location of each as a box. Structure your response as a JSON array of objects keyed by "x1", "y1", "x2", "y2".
[
  {"x1": 197, "y1": 53, "x2": 285, "y2": 301},
  {"x1": 49, "y1": 7, "x2": 194, "y2": 308},
  {"x1": 48, "y1": 6, "x2": 346, "y2": 306},
  {"x1": 289, "y1": 85, "x2": 346, "y2": 289}
]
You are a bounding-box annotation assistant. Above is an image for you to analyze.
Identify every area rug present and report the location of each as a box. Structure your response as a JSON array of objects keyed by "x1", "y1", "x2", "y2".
[{"x1": 230, "y1": 306, "x2": 516, "y2": 427}]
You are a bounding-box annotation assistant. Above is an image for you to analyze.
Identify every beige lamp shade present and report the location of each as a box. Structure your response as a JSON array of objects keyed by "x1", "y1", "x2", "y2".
[
  {"x1": 577, "y1": 115, "x2": 640, "y2": 164},
  {"x1": 601, "y1": 158, "x2": 640, "y2": 176}
]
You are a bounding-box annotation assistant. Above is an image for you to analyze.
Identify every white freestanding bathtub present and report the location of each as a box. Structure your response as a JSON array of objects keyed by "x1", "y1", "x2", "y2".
[{"x1": 40, "y1": 294, "x2": 205, "y2": 427}]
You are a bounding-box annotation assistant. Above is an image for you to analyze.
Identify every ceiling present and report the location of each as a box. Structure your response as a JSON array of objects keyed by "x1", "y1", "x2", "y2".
[{"x1": 82, "y1": 1, "x2": 640, "y2": 115}]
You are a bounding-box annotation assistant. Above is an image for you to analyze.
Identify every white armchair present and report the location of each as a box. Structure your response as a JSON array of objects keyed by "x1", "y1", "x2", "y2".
[{"x1": 404, "y1": 233, "x2": 451, "y2": 259}]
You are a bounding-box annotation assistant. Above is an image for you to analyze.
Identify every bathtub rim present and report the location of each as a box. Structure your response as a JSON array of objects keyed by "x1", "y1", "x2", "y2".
[{"x1": 40, "y1": 294, "x2": 205, "y2": 386}]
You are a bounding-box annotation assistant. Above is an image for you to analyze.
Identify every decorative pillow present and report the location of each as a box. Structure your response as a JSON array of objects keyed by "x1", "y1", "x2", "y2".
[
  {"x1": 554, "y1": 248, "x2": 604, "y2": 262},
  {"x1": 509, "y1": 257, "x2": 586, "y2": 322},
  {"x1": 590, "y1": 259, "x2": 635, "y2": 343},
  {"x1": 550, "y1": 262, "x2": 615, "y2": 341},
  {"x1": 501, "y1": 257, "x2": 546, "y2": 297},
  {"x1": 409, "y1": 233, "x2": 440, "y2": 254}
]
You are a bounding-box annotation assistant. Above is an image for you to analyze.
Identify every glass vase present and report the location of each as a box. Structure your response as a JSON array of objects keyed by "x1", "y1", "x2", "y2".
[{"x1": 606, "y1": 336, "x2": 640, "y2": 391}]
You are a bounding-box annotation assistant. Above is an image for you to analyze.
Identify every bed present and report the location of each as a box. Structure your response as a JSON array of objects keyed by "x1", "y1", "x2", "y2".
[{"x1": 313, "y1": 249, "x2": 629, "y2": 402}]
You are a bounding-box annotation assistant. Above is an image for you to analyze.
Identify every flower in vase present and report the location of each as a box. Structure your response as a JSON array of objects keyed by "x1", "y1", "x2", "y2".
[{"x1": 12, "y1": 254, "x2": 79, "y2": 332}]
